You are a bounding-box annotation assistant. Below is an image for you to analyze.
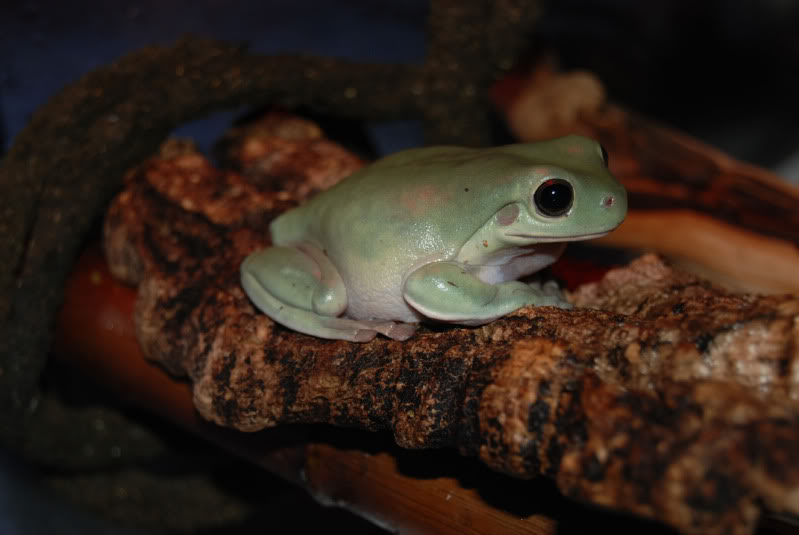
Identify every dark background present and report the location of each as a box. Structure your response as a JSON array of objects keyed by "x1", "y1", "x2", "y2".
[
  {"x1": 2, "y1": 0, "x2": 799, "y2": 179},
  {"x1": 1, "y1": 1, "x2": 798, "y2": 533}
]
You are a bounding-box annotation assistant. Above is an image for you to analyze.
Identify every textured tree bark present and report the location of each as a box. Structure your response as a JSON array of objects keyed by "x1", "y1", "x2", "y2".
[
  {"x1": 89, "y1": 115, "x2": 799, "y2": 534},
  {"x1": 56, "y1": 246, "x2": 799, "y2": 535},
  {"x1": 57, "y1": 247, "x2": 564, "y2": 535}
]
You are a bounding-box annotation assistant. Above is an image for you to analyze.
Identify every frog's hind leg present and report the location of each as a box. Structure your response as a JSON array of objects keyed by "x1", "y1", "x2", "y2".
[{"x1": 241, "y1": 245, "x2": 416, "y2": 342}]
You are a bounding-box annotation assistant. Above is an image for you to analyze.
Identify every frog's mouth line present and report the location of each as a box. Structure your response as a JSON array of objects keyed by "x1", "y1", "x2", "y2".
[{"x1": 504, "y1": 231, "x2": 611, "y2": 243}]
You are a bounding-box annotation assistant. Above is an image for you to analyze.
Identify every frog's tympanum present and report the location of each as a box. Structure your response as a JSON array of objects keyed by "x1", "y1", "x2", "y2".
[{"x1": 241, "y1": 135, "x2": 627, "y2": 342}]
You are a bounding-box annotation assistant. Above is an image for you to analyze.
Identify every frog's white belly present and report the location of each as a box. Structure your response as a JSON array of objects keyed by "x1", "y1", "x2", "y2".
[
  {"x1": 463, "y1": 242, "x2": 566, "y2": 285},
  {"x1": 340, "y1": 261, "x2": 423, "y2": 323},
  {"x1": 336, "y1": 242, "x2": 566, "y2": 324}
]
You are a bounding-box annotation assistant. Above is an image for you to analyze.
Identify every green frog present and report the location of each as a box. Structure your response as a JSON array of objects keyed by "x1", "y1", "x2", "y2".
[{"x1": 241, "y1": 135, "x2": 627, "y2": 342}]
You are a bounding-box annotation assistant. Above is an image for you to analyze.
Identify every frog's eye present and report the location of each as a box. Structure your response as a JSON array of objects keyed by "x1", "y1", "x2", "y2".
[
  {"x1": 599, "y1": 145, "x2": 609, "y2": 167},
  {"x1": 534, "y1": 179, "x2": 573, "y2": 217}
]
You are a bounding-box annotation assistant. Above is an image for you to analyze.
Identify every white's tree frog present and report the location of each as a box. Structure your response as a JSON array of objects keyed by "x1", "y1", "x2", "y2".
[{"x1": 241, "y1": 135, "x2": 627, "y2": 342}]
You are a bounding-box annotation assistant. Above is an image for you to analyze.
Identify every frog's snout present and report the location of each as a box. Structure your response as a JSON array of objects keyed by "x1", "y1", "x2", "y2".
[
  {"x1": 599, "y1": 192, "x2": 625, "y2": 218},
  {"x1": 599, "y1": 185, "x2": 628, "y2": 227}
]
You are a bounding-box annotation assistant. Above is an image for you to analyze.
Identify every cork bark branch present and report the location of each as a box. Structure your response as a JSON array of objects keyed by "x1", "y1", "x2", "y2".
[{"x1": 99, "y1": 123, "x2": 799, "y2": 534}]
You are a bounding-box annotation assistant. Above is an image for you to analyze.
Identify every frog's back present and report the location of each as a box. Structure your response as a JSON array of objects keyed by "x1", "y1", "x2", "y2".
[
  {"x1": 269, "y1": 146, "x2": 479, "y2": 246},
  {"x1": 269, "y1": 141, "x2": 575, "y2": 250}
]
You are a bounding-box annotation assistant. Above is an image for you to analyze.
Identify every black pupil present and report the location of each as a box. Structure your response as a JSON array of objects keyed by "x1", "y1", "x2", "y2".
[{"x1": 534, "y1": 180, "x2": 573, "y2": 216}]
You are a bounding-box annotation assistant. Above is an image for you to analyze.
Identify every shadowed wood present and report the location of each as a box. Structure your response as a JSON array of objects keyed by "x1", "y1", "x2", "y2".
[
  {"x1": 596, "y1": 210, "x2": 799, "y2": 294},
  {"x1": 55, "y1": 247, "x2": 799, "y2": 535},
  {"x1": 583, "y1": 108, "x2": 799, "y2": 294},
  {"x1": 55, "y1": 247, "x2": 559, "y2": 534},
  {"x1": 498, "y1": 68, "x2": 799, "y2": 295}
]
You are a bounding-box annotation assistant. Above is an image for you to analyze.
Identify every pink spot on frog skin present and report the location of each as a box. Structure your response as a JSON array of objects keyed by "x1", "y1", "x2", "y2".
[
  {"x1": 533, "y1": 167, "x2": 550, "y2": 176},
  {"x1": 602, "y1": 196, "x2": 615, "y2": 208},
  {"x1": 566, "y1": 145, "x2": 584, "y2": 155},
  {"x1": 496, "y1": 203, "x2": 519, "y2": 226},
  {"x1": 400, "y1": 184, "x2": 451, "y2": 216}
]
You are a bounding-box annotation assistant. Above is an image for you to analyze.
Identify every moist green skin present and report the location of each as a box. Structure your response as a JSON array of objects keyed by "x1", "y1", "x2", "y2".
[{"x1": 241, "y1": 135, "x2": 627, "y2": 342}]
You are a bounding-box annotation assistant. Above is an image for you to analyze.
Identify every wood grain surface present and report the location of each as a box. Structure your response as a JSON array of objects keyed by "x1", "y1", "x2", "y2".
[
  {"x1": 54, "y1": 247, "x2": 799, "y2": 535},
  {"x1": 54, "y1": 247, "x2": 564, "y2": 534}
]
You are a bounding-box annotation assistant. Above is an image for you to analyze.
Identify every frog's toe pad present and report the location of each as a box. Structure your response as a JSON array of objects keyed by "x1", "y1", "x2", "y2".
[
  {"x1": 363, "y1": 320, "x2": 417, "y2": 341},
  {"x1": 545, "y1": 293, "x2": 573, "y2": 309},
  {"x1": 529, "y1": 281, "x2": 571, "y2": 308},
  {"x1": 333, "y1": 319, "x2": 417, "y2": 342},
  {"x1": 354, "y1": 329, "x2": 378, "y2": 342},
  {"x1": 385, "y1": 323, "x2": 417, "y2": 341},
  {"x1": 541, "y1": 280, "x2": 562, "y2": 295}
]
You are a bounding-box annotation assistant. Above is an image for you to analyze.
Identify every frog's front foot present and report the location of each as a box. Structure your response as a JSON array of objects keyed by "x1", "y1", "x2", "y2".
[
  {"x1": 403, "y1": 261, "x2": 573, "y2": 324},
  {"x1": 526, "y1": 280, "x2": 572, "y2": 309}
]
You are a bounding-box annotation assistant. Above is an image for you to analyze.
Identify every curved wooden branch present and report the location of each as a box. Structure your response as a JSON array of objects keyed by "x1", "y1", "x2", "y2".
[
  {"x1": 584, "y1": 108, "x2": 799, "y2": 246},
  {"x1": 588, "y1": 110, "x2": 799, "y2": 294},
  {"x1": 56, "y1": 243, "x2": 799, "y2": 534},
  {"x1": 597, "y1": 210, "x2": 799, "y2": 294}
]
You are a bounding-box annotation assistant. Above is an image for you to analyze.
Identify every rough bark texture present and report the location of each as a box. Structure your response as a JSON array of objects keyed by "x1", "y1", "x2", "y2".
[{"x1": 104, "y1": 118, "x2": 799, "y2": 535}]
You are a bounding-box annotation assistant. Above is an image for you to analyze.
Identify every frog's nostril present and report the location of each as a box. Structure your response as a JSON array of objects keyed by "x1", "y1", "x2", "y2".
[{"x1": 602, "y1": 195, "x2": 615, "y2": 208}]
